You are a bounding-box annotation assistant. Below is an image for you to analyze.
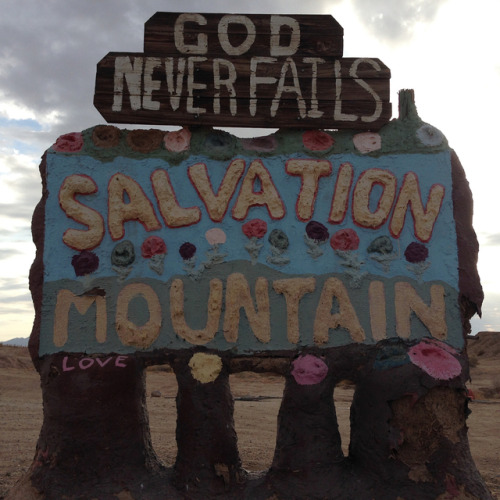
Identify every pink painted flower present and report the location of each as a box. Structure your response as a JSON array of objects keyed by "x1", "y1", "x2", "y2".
[
  {"x1": 164, "y1": 127, "x2": 191, "y2": 152},
  {"x1": 291, "y1": 355, "x2": 329, "y2": 385},
  {"x1": 241, "y1": 135, "x2": 277, "y2": 152},
  {"x1": 53, "y1": 132, "x2": 83, "y2": 153},
  {"x1": 141, "y1": 236, "x2": 167, "y2": 258},
  {"x1": 408, "y1": 341, "x2": 462, "y2": 380},
  {"x1": 353, "y1": 132, "x2": 382, "y2": 154},
  {"x1": 302, "y1": 130, "x2": 334, "y2": 151},
  {"x1": 242, "y1": 219, "x2": 267, "y2": 239},
  {"x1": 205, "y1": 228, "x2": 226, "y2": 245},
  {"x1": 330, "y1": 229, "x2": 360, "y2": 251}
]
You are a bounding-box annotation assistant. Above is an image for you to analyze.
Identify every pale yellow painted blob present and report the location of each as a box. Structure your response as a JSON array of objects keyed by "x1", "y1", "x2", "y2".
[{"x1": 188, "y1": 352, "x2": 223, "y2": 383}]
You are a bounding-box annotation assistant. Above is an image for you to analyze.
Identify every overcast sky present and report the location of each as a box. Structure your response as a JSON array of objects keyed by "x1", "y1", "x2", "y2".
[{"x1": 1, "y1": 0, "x2": 499, "y2": 343}]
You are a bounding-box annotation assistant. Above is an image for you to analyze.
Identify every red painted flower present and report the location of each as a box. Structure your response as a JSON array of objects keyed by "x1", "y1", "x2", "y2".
[
  {"x1": 408, "y1": 341, "x2": 462, "y2": 380},
  {"x1": 53, "y1": 132, "x2": 83, "y2": 153},
  {"x1": 330, "y1": 229, "x2": 360, "y2": 251},
  {"x1": 302, "y1": 130, "x2": 335, "y2": 151},
  {"x1": 242, "y1": 219, "x2": 268, "y2": 239},
  {"x1": 141, "y1": 236, "x2": 167, "y2": 258}
]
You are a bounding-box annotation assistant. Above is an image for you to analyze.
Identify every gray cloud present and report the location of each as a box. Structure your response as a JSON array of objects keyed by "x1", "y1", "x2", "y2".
[
  {"x1": 483, "y1": 233, "x2": 500, "y2": 246},
  {"x1": 0, "y1": 0, "x2": 339, "y2": 139},
  {"x1": 351, "y1": 0, "x2": 447, "y2": 42}
]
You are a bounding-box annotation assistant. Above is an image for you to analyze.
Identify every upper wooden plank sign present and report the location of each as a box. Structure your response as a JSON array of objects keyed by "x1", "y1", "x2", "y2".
[{"x1": 94, "y1": 13, "x2": 391, "y2": 129}]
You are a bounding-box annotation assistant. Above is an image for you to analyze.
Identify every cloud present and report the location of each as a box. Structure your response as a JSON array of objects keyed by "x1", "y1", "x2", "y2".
[
  {"x1": 351, "y1": 0, "x2": 447, "y2": 42},
  {"x1": 483, "y1": 233, "x2": 500, "y2": 246},
  {"x1": 0, "y1": 0, "x2": 341, "y2": 140}
]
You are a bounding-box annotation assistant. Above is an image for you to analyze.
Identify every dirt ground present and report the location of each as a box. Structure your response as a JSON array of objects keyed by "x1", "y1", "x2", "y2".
[{"x1": 0, "y1": 335, "x2": 499, "y2": 499}]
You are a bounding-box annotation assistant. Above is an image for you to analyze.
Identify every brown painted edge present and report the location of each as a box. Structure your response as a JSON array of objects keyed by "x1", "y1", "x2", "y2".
[{"x1": 451, "y1": 149, "x2": 483, "y2": 338}]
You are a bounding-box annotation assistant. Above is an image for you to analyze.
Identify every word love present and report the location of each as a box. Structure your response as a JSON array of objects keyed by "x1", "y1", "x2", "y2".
[
  {"x1": 59, "y1": 159, "x2": 444, "y2": 251},
  {"x1": 62, "y1": 355, "x2": 128, "y2": 372}
]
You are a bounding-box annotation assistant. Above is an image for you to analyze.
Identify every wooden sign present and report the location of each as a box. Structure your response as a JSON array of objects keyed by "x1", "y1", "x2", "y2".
[{"x1": 94, "y1": 13, "x2": 391, "y2": 129}]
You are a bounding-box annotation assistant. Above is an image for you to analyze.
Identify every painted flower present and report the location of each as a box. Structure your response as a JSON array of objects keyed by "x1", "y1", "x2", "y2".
[
  {"x1": 367, "y1": 235, "x2": 393, "y2": 255},
  {"x1": 241, "y1": 135, "x2": 277, "y2": 152},
  {"x1": 302, "y1": 130, "x2": 335, "y2": 151},
  {"x1": 164, "y1": 127, "x2": 191, "y2": 152},
  {"x1": 416, "y1": 124, "x2": 444, "y2": 147},
  {"x1": 367, "y1": 235, "x2": 397, "y2": 272},
  {"x1": 91, "y1": 125, "x2": 121, "y2": 148},
  {"x1": 291, "y1": 355, "x2": 328, "y2": 385},
  {"x1": 421, "y1": 337, "x2": 458, "y2": 355},
  {"x1": 205, "y1": 228, "x2": 226, "y2": 246},
  {"x1": 404, "y1": 242, "x2": 428, "y2": 263},
  {"x1": 242, "y1": 219, "x2": 267, "y2": 239},
  {"x1": 330, "y1": 229, "x2": 360, "y2": 251},
  {"x1": 204, "y1": 130, "x2": 236, "y2": 159},
  {"x1": 408, "y1": 341, "x2": 462, "y2": 380},
  {"x1": 306, "y1": 221, "x2": 329, "y2": 242},
  {"x1": 267, "y1": 229, "x2": 290, "y2": 266},
  {"x1": 179, "y1": 242, "x2": 197, "y2": 261},
  {"x1": 268, "y1": 229, "x2": 289, "y2": 250},
  {"x1": 353, "y1": 132, "x2": 382, "y2": 154},
  {"x1": 141, "y1": 236, "x2": 167, "y2": 258},
  {"x1": 189, "y1": 353, "x2": 223, "y2": 383},
  {"x1": 202, "y1": 228, "x2": 228, "y2": 269},
  {"x1": 53, "y1": 132, "x2": 83, "y2": 153},
  {"x1": 141, "y1": 236, "x2": 167, "y2": 275},
  {"x1": 111, "y1": 240, "x2": 135, "y2": 267},
  {"x1": 71, "y1": 250, "x2": 99, "y2": 276},
  {"x1": 126, "y1": 129, "x2": 164, "y2": 153}
]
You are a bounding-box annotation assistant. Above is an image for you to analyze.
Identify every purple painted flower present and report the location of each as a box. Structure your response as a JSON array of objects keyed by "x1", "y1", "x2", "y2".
[
  {"x1": 71, "y1": 250, "x2": 99, "y2": 276},
  {"x1": 179, "y1": 242, "x2": 197, "y2": 260},
  {"x1": 306, "y1": 221, "x2": 329, "y2": 242},
  {"x1": 404, "y1": 242, "x2": 428, "y2": 263},
  {"x1": 241, "y1": 135, "x2": 277, "y2": 152}
]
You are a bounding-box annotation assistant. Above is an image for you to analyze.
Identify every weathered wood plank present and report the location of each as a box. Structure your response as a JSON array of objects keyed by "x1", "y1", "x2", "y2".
[
  {"x1": 93, "y1": 93, "x2": 392, "y2": 129},
  {"x1": 143, "y1": 13, "x2": 344, "y2": 58}
]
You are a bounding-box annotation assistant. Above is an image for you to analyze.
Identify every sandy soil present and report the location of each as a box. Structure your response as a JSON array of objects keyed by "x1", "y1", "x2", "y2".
[{"x1": 0, "y1": 335, "x2": 499, "y2": 499}]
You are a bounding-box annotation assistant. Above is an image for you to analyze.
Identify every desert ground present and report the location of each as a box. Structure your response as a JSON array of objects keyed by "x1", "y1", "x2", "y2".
[{"x1": 1, "y1": 333, "x2": 499, "y2": 499}]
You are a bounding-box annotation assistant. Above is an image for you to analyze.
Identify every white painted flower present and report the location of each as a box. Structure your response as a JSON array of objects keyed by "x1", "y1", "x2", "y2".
[
  {"x1": 205, "y1": 228, "x2": 226, "y2": 245},
  {"x1": 353, "y1": 132, "x2": 382, "y2": 154},
  {"x1": 416, "y1": 124, "x2": 444, "y2": 147}
]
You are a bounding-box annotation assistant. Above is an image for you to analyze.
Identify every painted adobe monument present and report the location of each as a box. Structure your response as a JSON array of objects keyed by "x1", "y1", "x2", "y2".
[{"x1": 15, "y1": 12, "x2": 494, "y2": 500}]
